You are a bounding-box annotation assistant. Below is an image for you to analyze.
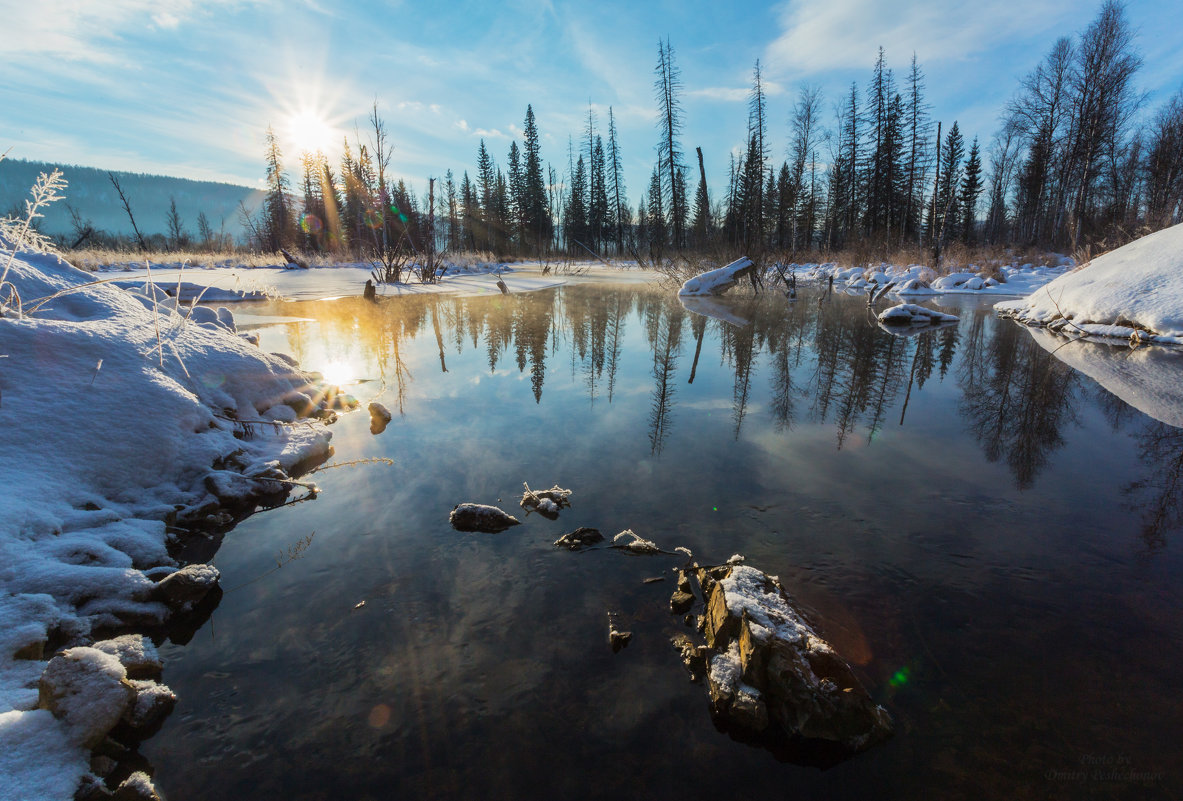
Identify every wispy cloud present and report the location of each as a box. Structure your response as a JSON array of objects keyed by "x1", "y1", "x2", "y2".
[
  {"x1": 764, "y1": 0, "x2": 1074, "y2": 75},
  {"x1": 0, "y1": 0, "x2": 233, "y2": 62}
]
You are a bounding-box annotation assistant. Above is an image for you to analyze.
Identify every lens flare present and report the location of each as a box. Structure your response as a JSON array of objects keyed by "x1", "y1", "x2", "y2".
[{"x1": 300, "y1": 213, "x2": 323, "y2": 234}]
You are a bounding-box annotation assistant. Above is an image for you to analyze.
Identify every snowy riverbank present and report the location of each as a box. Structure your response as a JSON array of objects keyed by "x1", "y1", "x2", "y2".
[
  {"x1": 94, "y1": 259, "x2": 641, "y2": 303},
  {"x1": 795, "y1": 259, "x2": 1069, "y2": 298},
  {"x1": 995, "y1": 223, "x2": 1183, "y2": 345},
  {"x1": 0, "y1": 249, "x2": 338, "y2": 800}
]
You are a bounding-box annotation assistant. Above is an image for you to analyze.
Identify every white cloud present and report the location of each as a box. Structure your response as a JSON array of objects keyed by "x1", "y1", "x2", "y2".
[
  {"x1": 0, "y1": 0, "x2": 224, "y2": 61},
  {"x1": 764, "y1": 0, "x2": 1074, "y2": 75},
  {"x1": 687, "y1": 87, "x2": 751, "y2": 102}
]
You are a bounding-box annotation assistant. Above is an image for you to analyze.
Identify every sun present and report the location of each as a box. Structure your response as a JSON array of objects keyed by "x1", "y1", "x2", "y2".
[
  {"x1": 319, "y1": 359, "x2": 357, "y2": 387},
  {"x1": 286, "y1": 109, "x2": 336, "y2": 155}
]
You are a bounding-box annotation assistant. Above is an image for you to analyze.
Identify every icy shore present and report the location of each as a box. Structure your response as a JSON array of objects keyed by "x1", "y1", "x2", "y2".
[
  {"x1": 995, "y1": 223, "x2": 1183, "y2": 345},
  {"x1": 0, "y1": 248, "x2": 337, "y2": 800}
]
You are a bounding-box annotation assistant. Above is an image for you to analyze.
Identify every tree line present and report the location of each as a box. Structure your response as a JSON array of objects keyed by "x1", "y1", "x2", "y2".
[{"x1": 252, "y1": 0, "x2": 1182, "y2": 267}]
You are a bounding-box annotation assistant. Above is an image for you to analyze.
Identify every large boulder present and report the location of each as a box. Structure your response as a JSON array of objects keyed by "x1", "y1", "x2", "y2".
[
  {"x1": 38, "y1": 648, "x2": 135, "y2": 749},
  {"x1": 697, "y1": 565, "x2": 892, "y2": 752}
]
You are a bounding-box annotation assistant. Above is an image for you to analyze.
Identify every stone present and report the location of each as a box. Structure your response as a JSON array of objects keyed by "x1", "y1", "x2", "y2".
[
  {"x1": 553, "y1": 527, "x2": 603, "y2": 550},
  {"x1": 38, "y1": 647, "x2": 135, "y2": 749},
  {"x1": 91, "y1": 636, "x2": 162, "y2": 679},
  {"x1": 110, "y1": 772, "x2": 163, "y2": 801},
  {"x1": 151, "y1": 564, "x2": 221, "y2": 611},
  {"x1": 671, "y1": 633, "x2": 707, "y2": 682},
  {"x1": 607, "y1": 612, "x2": 632, "y2": 653},
  {"x1": 123, "y1": 679, "x2": 177, "y2": 730},
  {"x1": 449, "y1": 503, "x2": 521, "y2": 533},
  {"x1": 368, "y1": 402, "x2": 391, "y2": 435},
  {"x1": 670, "y1": 590, "x2": 696, "y2": 615},
  {"x1": 696, "y1": 565, "x2": 892, "y2": 752}
]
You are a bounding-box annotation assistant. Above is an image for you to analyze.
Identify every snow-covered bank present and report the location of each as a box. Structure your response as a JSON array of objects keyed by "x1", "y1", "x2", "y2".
[
  {"x1": 796, "y1": 259, "x2": 1068, "y2": 298},
  {"x1": 102, "y1": 260, "x2": 586, "y2": 303},
  {"x1": 995, "y1": 223, "x2": 1183, "y2": 345},
  {"x1": 0, "y1": 249, "x2": 336, "y2": 799}
]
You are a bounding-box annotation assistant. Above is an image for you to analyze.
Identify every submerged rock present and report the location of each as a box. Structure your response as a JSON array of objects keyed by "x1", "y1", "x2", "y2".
[
  {"x1": 553, "y1": 527, "x2": 604, "y2": 550},
  {"x1": 607, "y1": 612, "x2": 632, "y2": 652},
  {"x1": 692, "y1": 564, "x2": 892, "y2": 753},
  {"x1": 449, "y1": 503, "x2": 521, "y2": 533}
]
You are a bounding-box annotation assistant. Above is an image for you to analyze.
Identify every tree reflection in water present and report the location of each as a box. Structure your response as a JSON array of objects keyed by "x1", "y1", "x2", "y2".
[
  {"x1": 282, "y1": 285, "x2": 1105, "y2": 492},
  {"x1": 958, "y1": 309, "x2": 1078, "y2": 489}
]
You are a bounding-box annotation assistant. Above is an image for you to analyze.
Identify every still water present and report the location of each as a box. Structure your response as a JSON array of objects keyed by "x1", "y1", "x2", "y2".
[{"x1": 144, "y1": 283, "x2": 1182, "y2": 800}]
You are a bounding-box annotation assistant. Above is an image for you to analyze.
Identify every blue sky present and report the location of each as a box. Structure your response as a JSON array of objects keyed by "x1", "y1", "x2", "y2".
[{"x1": 2, "y1": 0, "x2": 1181, "y2": 206}]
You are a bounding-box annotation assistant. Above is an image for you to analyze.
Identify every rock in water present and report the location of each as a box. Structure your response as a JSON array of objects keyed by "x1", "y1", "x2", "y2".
[
  {"x1": 553, "y1": 527, "x2": 604, "y2": 550},
  {"x1": 449, "y1": 503, "x2": 521, "y2": 533},
  {"x1": 696, "y1": 565, "x2": 892, "y2": 752},
  {"x1": 368, "y1": 402, "x2": 392, "y2": 435},
  {"x1": 151, "y1": 564, "x2": 220, "y2": 612}
]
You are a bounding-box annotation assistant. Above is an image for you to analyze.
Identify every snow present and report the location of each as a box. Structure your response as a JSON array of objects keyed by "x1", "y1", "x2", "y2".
[
  {"x1": 877, "y1": 303, "x2": 960, "y2": 326},
  {"x1": 995, "y1": 223, "x2": 1183, "y2": 343},
  {"x1": 717, "y1": 566, "x2": 810, "y2": 646},
  {"x1": 90, "y1": 636, "x2": 161, "y2": 677},
  {"x1": 796, "y1": 260, "x2": 1067, "y2": 298},
  {"x1": 678, "y1": 257, "x2": 755, "y2": 296},
  {"x1": 0, "y1": 709, "x2": 87, "y2": 801},
  {"x1": 104, "y1": 261, "x2": 570, "y2": 302},
  {"x1": 0, "y1": 247, "x2": 335, "y2": 798}
]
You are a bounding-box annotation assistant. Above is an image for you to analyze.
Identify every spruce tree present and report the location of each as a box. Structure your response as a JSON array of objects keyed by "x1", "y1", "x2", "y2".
[
  {"x1": 521, "y1": 105, "x2": 551, "y2": 252},
  {"x1": 959, "y1": 137, "x2": 984, "y2": 242},
  {"x1": 565, "y1": 155, "x2": 587, "y2": 251},
  {"x1": 263, "y1": 125, "x2": 293, "y2": 251}
]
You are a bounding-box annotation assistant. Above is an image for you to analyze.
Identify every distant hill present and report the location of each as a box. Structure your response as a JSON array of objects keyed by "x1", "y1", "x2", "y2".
[{"x1": 0, "y1": 158, "x2": 265, "y2": 242}]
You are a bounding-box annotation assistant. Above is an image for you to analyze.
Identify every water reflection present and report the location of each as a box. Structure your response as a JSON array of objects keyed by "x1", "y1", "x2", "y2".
[
  {"x1": 142, "y1": 284, "x2": 1183, "y2": 801},
  {"x1": 958, "y1": 311, "x2": 1078, "y2": 489},
  {"x1": 264, "y1": 287, "x2": 1107, "y2": 491}
]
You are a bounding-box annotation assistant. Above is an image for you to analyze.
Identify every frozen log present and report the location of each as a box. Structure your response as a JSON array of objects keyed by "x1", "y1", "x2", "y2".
[
  {"x1": 697, "y1": 565, "x2": 892, "y2": 751},
  {"x1": 678, "y1": 257, "x2": 755, "y2": 297},
  {"x1": 520, "y1": 483, "x2": 572, "y2": 519}
]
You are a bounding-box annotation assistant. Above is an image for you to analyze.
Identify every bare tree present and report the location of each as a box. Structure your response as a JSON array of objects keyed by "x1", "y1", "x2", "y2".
[{"x1": 108, "y1": 172, "x2": 148, "y2": 252}]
